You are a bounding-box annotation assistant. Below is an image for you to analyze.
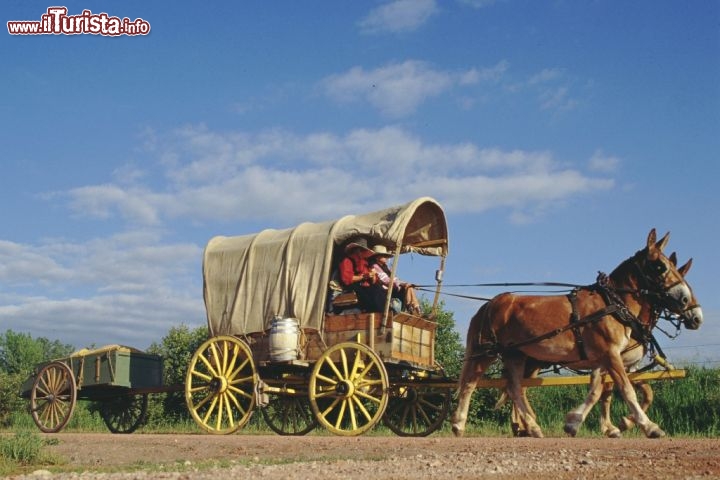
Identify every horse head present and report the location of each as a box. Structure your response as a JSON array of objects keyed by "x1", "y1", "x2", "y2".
[
  {"x1": 667, "y1": 252, "x2": 703, "y2": 330},
  {"x1": 630, "y1": 229, "x2": 703, "y2": 330}
]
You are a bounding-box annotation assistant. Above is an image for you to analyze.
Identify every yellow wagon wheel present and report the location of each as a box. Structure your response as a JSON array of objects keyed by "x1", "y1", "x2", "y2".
[
  {"x1": 30, "y1": 361, "x2": 77, "y2": 433},
  {"x1": 185, "y1": 335, "x2": 257, "y2": 434},
  {"x1": 309, "y1": 342, "x2": 389, "y2": 436}
]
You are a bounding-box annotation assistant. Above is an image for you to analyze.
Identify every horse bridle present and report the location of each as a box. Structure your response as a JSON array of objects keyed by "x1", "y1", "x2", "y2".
[{"x1": 628, "y1": 253, "x2": 700, "y2": 324}]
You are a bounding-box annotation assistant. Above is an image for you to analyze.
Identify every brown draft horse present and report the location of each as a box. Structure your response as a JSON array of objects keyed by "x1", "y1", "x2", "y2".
[
  {"x1": 505, "y1": 252, "x2": 698, "y2": 438},
  {"x1": 452, "y1": 229, "x2": 703, "y2": 438}
]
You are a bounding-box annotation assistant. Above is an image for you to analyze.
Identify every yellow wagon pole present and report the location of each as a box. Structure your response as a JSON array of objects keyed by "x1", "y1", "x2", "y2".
[{"x1": 411, "y1": 369, "x2": 686, "y2": 390}]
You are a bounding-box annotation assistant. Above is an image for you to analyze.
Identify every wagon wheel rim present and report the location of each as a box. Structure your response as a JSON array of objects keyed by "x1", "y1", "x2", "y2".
[
  {"x1": 29, "y1": 361, "x2": 77, "y2": 433},
  {"x1": 383, "y1": 384, "x2": 451, "y2": 437},
  {"x1": 185, "y1": 335, "x2": 257, "y2": 434},
  {"x1": 309, "y1": 342, "x2": 388, "y2": 436},
  {"x1": 261, "y1": 393, "x2": 317, "y2": 436},
  {"x1": 100, "y1": 393, "x2": 149, "y2": 434}
]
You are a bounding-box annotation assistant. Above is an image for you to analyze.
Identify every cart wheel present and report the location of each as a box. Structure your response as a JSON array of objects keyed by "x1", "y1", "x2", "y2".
[
  {"x1": 309, "y1": 342, "x2": 389, "y2": 436},
  {"x1": 30, "y1": 361, "x2": 77, "y2": 433},
  {"x1": 261, "y1": 393, "x2": 317, "y2": 436},
  {"x1": 383, "y1": 384, "x2": 451, "y2": 437},
  {"x1": 185, "y1": 335, "x2": 257, "y2": 434},
  {"x1": 100, "y1": 393, "x2": 149, "y2": 434}
]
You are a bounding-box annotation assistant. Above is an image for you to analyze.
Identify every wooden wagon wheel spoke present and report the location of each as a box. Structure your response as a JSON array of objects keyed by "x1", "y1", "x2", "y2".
[
  {"x1": 228, "y1": 374, "x2": 255, "y2": 386},
  {"x1": 227, "y1": 384, "x2": 254, "y2": 399},
  {"x1": 309, "y1": 342, "x2": 388, "y2": 436},
  {"x1": 185, "y1": 336, "x2": 256, "y2": 435},
  {"x1": 355, "y1": 390, "x2": 383, "y2": 404},
  {"x1": 29, "y1": 361, "x2": 77, "y2": 433},
  {"x1": 227, "y1": 358, "x2": 250, "y2": 380},
  {"x1": 225, "y1": 389, "x2": 250, "y2": 415},
  {"x1": 100, "y1": 394, "x2": 148, "y2": 434},
  {"x1": 261, "y1": 393, "x2": 317, "y2": 436},
  {"x1": 314, "y1": 373, "x2": 339, "y2": 386},
  {"x1": 319, "y1": 397, "x2": 342, "y2": 418},
  {"x1": 197, "y1": 351, "x2": 220, "y2": 378},
  {"x1": 383, "y1": 384, "x2": 451, "y2": 437},
  {"x1": 351, "y1": 395, "x2": 375, "y2": 422},
  {"x1": 334, "y1": 399, "x2": 350, "y2": 430}
]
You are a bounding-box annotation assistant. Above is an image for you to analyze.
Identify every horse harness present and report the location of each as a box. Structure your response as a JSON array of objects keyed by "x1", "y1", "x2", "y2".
[{"x1": 474, "y1": 272, "x2": 664, "y2": 362}]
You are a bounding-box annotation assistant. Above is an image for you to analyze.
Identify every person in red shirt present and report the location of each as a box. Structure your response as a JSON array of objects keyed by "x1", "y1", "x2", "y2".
[
  {"x1": 338, "y1": 237, "x2": 386, "y2": 312},
  {"x1": 368, "y1": 244, "x2": 421, "y2": 315}
]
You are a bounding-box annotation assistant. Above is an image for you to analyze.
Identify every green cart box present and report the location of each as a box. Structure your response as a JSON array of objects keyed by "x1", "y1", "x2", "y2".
[
  {"x1": 67, "y1": 344, "x2": 163, "y2": 390},
  {"x1": 21, "y1": 344, "x2": 163, "y2": 396}
]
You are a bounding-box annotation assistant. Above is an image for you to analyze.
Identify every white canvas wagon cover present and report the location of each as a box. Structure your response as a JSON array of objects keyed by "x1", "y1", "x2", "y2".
[{"x1": 203, "y1": 197, "x2": 448, "y2": 336}]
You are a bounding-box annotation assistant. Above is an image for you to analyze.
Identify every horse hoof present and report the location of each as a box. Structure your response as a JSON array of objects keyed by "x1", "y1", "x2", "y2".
[
  {"x1": 564, "y1": 413, "x2": 582, "y2": 437},
  {"x1": 605, "y1": 428, "x2": 622, "y2": 438},
  {"x1": 452, "y1": 425, "x2": 464, "y2": 437},
  {"x1": 642, "y1": 421, "x2": 666, "y2": 438}
]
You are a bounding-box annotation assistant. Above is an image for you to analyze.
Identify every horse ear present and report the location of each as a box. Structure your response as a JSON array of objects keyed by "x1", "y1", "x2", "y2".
[
  {"x1": 678, "y1": 258, "x2": 693, "y2": 277},
  {"x1": 655, "y1": 232, "x2": 670, "y2": 252},
  {"x1": 669, "y1": 252, "x2": 677, "y2": 266},
  {"x1": 646, "y1": 229, "x2": 657, "y2": 250}
]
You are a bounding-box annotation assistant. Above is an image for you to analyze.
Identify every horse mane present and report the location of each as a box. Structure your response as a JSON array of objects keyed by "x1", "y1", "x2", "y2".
[{"x1": 607, "y1": 248, "x2": 647, "y2": 291}]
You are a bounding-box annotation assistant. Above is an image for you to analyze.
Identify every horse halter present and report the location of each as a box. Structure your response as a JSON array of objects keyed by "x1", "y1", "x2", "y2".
[{"x1": 630, "y1": 252, "x2": 699, "y2": 326}]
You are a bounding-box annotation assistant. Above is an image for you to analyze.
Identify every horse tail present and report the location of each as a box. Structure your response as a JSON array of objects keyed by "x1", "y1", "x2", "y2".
[{"x1": 454, "y1": 301, "x2": 494, "y2": 399}]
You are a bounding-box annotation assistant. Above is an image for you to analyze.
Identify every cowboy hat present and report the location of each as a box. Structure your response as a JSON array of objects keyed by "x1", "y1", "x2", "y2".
[
  {"x1": 371, "y1": 244, "x2": 393, "y2": 257},
  {"x1": 344, "y1": 237, "x2": 372, "y2": 253}
]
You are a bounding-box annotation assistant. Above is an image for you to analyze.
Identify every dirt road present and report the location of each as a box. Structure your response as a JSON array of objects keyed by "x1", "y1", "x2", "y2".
[{"x1": 8, "y1": 433, "x2": 720, "y2": 479}]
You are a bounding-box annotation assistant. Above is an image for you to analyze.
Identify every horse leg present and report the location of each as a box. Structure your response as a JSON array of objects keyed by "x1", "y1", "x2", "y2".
[
  {"x1": 504, "y1": 354, "x2": 544, "y2": 438},
  {"x1": 619, "y1": 381, "x2": 654, "y2": 432},
  {"x1": 606, "y1": 356, "x2": 664, "y2": 438},
  {"x1": 499, "y1": 363, "x2": 540, "y2": 437},
  {"x1": 564, "y1": 368, "x2": 607, "y2": 437},
  {"x1": 599, "y1": 380, "x2": 622, "y2": 438},
  {"x1": 451, "y1": 355, "x2": 494, "y2": 437}
]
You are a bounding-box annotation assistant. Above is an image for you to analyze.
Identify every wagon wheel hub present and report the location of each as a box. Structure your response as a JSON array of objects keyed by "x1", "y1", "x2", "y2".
[
  {"x1": 402, "y1": 387, "x2": 418, "y2": 403},
  {"x1": 335, "y1": 379, "x2": 355, "y2": 398},
  {"x1": 209, "y1": 376, "x2": 228, "y2": 394}
]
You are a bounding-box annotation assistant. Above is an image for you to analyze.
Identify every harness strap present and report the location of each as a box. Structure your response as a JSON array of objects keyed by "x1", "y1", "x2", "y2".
[
  {"x1": 567, "y1": 289, "x2": 588, "y2": 361},
  {"x1": 500, "y1": 303, "x2": 622, "y2": 353}
]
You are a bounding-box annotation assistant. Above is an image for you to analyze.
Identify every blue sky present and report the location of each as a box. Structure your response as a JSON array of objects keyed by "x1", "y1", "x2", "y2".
[{"x1": 2, "y1": 1, "x2": 719, "y2": 367}]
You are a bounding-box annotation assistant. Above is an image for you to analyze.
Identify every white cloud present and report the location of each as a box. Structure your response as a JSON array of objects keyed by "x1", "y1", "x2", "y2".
[
  {"x1": 3, "y1": 126, "x2": 620, "y2": 350},
  {"x1": 322, "y1": 60, "x2": 482, "y2": 117},
  {"x1": 588, "y1": 149, "x2": 621, "y2": 173},
  {"x1": 457, "y1": 0, "x2": 501, "y2": 8},
  {"x1": 0, "y1": 234, "x2": 204, "y2": 349},
  {"x1": 60, "y1": 126, "x2": 614, "y2": 227},
  {"x1": 322, "y1": 60, "x2": 585, "y2": 116},
  {"x1": 358, "y1": 0, "x2": 438, "y2": 34}
]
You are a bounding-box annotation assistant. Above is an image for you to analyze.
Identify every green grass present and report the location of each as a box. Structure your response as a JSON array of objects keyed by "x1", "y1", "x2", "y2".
[
  {"x1": 0, "y1": 431, "x2": 63, "y2": 476},
  {"x1": 3, "y1": 367, "x2": 719, "y2": 439}
]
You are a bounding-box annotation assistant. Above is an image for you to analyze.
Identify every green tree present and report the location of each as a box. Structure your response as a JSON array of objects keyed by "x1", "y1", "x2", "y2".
[
  {"x1": 145, "y1": 324, "x2": 208, "y2": 424},
  {"x1": 424, "y1": 300, "x2": 510, "y2": 430},
  {"x1": 426, "y1": 299, "x2": 464, "y2": 378},
  {"x1": 0, "y1": 330, "x2": 74, "y2": 376},
  {"x1": 0, "y1": 330, "x2": 74, "y2": 427}
]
